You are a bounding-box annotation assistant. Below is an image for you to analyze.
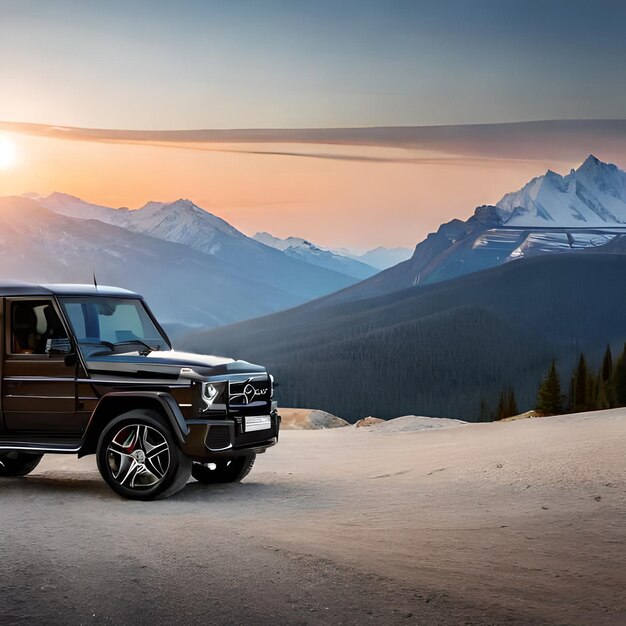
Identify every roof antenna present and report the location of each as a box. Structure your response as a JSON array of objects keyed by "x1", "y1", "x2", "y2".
[{"x1": 93, "y1": 272, "x2": 98, "y2": 290}]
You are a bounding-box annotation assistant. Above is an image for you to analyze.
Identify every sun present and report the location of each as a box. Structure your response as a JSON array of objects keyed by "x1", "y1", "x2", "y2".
[{"x1": 0, "y1": 135, "x2": 17, "y2": 169}]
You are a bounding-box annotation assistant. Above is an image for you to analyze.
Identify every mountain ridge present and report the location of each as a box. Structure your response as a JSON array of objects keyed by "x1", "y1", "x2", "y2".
[
  {"x1": 253, "y1": 231, "x2": 378, "y2": 280},
  {"x1": 36, "y1": 192, "x2": 360, "y2": 300},
  {"x1": 496, "y1": 154, "x2": 626, "y2": 226},
  {"x1": 315, "y1": 156, "x2": 626, "y2": 304},
  {"x1": 0, "y1": 194, "x2": 359, "y2": 329}
]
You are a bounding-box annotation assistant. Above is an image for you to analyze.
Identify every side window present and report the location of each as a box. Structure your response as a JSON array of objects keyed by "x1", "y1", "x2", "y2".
[{"x1": 11, "y1": 301, "x2": 69, "y2": 355}]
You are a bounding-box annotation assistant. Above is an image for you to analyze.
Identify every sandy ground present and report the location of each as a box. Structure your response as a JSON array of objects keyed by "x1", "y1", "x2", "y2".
[{"x1": 1, "y1": 409, "x2": 625, "y2": 625}]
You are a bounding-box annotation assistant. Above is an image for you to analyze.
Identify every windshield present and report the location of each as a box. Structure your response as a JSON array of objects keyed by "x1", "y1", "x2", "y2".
[{"x1": 59, "y1": 297, "x2": 169, "y2": 356}]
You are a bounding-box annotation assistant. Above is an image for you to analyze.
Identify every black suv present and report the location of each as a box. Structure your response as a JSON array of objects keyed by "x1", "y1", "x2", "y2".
[{"x1": 0, "y1": 283, "x2": 280, "y2": 500}]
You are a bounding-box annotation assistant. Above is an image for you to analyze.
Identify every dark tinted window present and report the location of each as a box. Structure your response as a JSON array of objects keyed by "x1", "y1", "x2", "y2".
[{"x1": 11, "y1": 300, "x2": 69, "y2": 355}]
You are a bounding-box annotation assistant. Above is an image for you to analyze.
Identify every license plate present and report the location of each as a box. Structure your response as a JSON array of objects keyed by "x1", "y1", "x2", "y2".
[{"x1": 244, "y1": 415, "x2": 272, "y2": 432}]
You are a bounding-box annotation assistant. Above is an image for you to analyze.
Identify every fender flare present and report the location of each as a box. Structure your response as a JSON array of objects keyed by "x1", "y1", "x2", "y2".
[{"x1": 78, "y1": 391, "x2": 189, "y2": 457}]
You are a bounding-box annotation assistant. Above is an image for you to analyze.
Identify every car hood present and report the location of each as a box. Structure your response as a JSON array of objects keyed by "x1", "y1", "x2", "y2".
[{"x1": 85, "y1": 349, "x2": 266, "y2": 380}]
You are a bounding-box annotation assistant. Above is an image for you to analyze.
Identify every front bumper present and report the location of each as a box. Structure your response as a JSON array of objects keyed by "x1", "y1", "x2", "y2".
[{"x1": 181, "y1": 410, "x2": 281, "y2": 461}]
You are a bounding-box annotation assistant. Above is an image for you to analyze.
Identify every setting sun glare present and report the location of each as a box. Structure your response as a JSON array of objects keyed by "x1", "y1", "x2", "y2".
[{"x1": 0, "y1": 135, "x2": 17, "y2": 170}]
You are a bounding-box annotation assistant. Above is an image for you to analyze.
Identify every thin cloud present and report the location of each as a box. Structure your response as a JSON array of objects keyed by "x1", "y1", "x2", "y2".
[
  {"x1": 200, "y1": 148, "x2": 533, "y2": 167},
  {"x1": 2, "y1": 119, "x2": 626, "y2": 165}
]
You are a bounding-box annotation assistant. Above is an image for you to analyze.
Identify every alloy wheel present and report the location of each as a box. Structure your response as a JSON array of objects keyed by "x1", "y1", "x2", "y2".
[{"x1": 106, "y1": 424, "x2": 171, "y2": 490}]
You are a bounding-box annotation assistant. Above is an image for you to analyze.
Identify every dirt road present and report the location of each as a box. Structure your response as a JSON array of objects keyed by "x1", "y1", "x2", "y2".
[{"x1": 1, "y1": 410, "x2": 625, "y2": 625}]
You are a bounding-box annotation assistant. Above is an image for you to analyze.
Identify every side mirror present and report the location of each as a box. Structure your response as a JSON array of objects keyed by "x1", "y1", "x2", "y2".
[{"x1": 64, "y1": 353, "x2": 78, "y2": 367}]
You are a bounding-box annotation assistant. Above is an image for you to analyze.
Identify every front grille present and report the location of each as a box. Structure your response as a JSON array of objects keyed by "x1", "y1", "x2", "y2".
[
  {"x1": 205, "y1": 425, "x2": 232, "y2": 451},
  {"x1": 228, "y1": 376, "x2": 271, "y2": 414}
]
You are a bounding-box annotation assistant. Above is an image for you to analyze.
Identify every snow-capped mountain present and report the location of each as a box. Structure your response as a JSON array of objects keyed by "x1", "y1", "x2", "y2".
[
  {"x1": 125, "y1": 199, "x2": 245, "y2": 249},
  {"x1": 496, "y1": 155, "x2": 626, "y2": 226},
  {"x1": 0, "y1": 196, "x2": 284, "y2": 328},
  {"x1": 253, "y1": 231, "x2": 377, "y2": 280},
  {"x1": 42, "y1": 194, "x2": 247, "y2": 246},
  {"x1": 315, "y1": 156, "x2": 626, "y2": 304},
  {"x1": 14, "y1": 155, "x2": 626, "y2": 326},
  {"x1": 41, "y1": 192, "x2": 131, "y2": 224},
  {"x1": 43, "y1": 193, "x2": 244, "y2": 245},
  {"x1": 1, "y1": 195, "x2": 361, "y2": 329},
  {"x1": 254, "y1": 232, "x2": 310, "y2": 252},
  {"x1": 37, "y1": 193, "x2": 359, "y2": 303}
]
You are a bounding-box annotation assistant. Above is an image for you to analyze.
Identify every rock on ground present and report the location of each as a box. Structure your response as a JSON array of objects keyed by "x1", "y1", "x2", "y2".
[
  {"x1": 364, "y1": 415, "x2": 467, "y2": 432},
  {"x1": 279, "y1": 408, "x2": 349, "y2": 430},
  {"x1": 354, "y1": 416, "x2": 385, "y2": 427}
]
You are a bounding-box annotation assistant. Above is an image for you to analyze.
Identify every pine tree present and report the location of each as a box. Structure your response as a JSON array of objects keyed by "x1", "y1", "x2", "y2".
[
  {"x1": 601, "y1": 345, "x2": 615, "y2": 407},
  {"x1": 589, "y1": 371, "x2": 598, "y2": 409},
  {"x1": 595, "y1": 374, "x2": 610, "y2": 410},
  {"x1": 479, "y1": 397, "x2": 492, "y2": 422},
  {"x1": 494, "y1": 387, "x2": 518, "y2": 421},
  {"x1": 495, "y1": 390, "x2": 506, "y2": 421},
  {"x1": 536, "y1": 360, "x2": 562, "y2": 416},
  {"x1": 568, "y1": 371, "x2": 577, "y2": 413},
  {"x1": 506, "y1": 387, "x2": 518, "y2": 417},
  {"x1": 601, "y1": 345, "x2": 613, "y2": 383},
  {"x1": 612, "y1": 343, "x2": 626, "y2": 407},
  {"x1": 571, "y1": 354, "x2": 591, "y2": 412}
]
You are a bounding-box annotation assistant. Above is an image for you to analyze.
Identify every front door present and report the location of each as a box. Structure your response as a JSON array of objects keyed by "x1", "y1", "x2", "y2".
[{"x1": 2, "y1": 298, "x2": 81, "y2": 436}]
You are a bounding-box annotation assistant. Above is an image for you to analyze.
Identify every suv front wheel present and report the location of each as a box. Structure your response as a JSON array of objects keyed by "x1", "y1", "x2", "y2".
[{"x1": 96, "y1": 410, "x2": 191, "y2": 500}]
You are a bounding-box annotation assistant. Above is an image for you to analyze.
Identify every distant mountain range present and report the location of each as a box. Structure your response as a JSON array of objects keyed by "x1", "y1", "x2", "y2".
[
  {"x1": 253, "y1": 232, "x2": 412, "y2": 273},
  {"x1": 0, "y1": 194, "x2": 367, "y2": 330},
  {"x1": 180, "y1": 156, "x2": 626, "y2": 422},
  {"x1": 253, "y1": 232, "x2": 378, "y2": 279},
  {"x1": 324, "y1": 156, "x2": 626, "y2": 302}
]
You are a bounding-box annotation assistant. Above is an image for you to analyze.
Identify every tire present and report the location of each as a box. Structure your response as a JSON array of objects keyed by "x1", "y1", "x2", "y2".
[
  {"x1": 96, "y1": 410, "x2": 192, "y2": 501},
  {"x1": 0, "y1": 452, "x2": 43, "y2": 477},
  {"x1": 192, "y1": 454, "x2": 256, "y2": 484}
]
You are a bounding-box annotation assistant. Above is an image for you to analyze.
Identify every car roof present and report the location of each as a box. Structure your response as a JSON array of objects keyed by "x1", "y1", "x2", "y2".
[{"x1": 0, "y1": 281, "x2": 141, "y2": 298}]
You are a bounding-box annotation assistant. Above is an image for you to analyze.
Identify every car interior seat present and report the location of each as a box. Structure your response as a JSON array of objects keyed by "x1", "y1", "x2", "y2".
[
  {"x1": 12, "y1": 304, "x2": 39, "y2": 354},
  {"x1": 39, "y1": 305, "x2": 68, "y2": 353}
]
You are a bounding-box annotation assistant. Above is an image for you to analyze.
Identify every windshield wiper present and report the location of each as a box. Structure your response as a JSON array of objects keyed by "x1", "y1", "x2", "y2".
[
  {"x1": 112, "y1": 339, "x2": 158, "y2": 355},
  {"x1": 81, "y1": 340, "x2": 116, "y2": 351},
  {"x1": 79, "y1": 339, "x2": 157, "y2": 355}
]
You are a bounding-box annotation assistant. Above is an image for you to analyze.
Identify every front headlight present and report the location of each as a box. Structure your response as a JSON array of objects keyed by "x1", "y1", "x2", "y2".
[{"x1": 200, "y1": 381, "x2": 226, "y2": 412}]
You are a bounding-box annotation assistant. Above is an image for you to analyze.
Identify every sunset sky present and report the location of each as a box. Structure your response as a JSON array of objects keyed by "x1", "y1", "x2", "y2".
[{"x1": 1, "y1": 0, "x2": 626, "y2": 248}]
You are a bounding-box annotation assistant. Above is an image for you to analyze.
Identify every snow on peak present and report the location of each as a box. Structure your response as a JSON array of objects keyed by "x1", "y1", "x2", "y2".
[
  {"x1": 496, "y1": 156, "x2": 626, "y2": 227},
  {"x1": 254, "y1": 231, "x2": 319, "y2": 252},
  {"x1": 40, "y1": 192, "x2": 128, "y2": 223},
  {"x1": 140, "y1": 200, "x2": 166, "y2": 212},
  {"x1": 253, "y1": 231, "x2": 379, "y2": 279},
  {"x1": 577, "y1": 154, "x2": 601, "y2": 172},
  {"x1": 39, "y1": 192, "x2": 248, "y2": 252},
  {"x1": 45, "y1": 191, "x2": 82, "y2": 203},
  {"x1": 126, "y1": 198, "x2": 245, "y2": 247},
  {"x1": 164, "y1": 198, "x2": 198, "y2": 210},
  {"x1": 140, "y1": 198, "x2": 204, "y2": 215}
]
